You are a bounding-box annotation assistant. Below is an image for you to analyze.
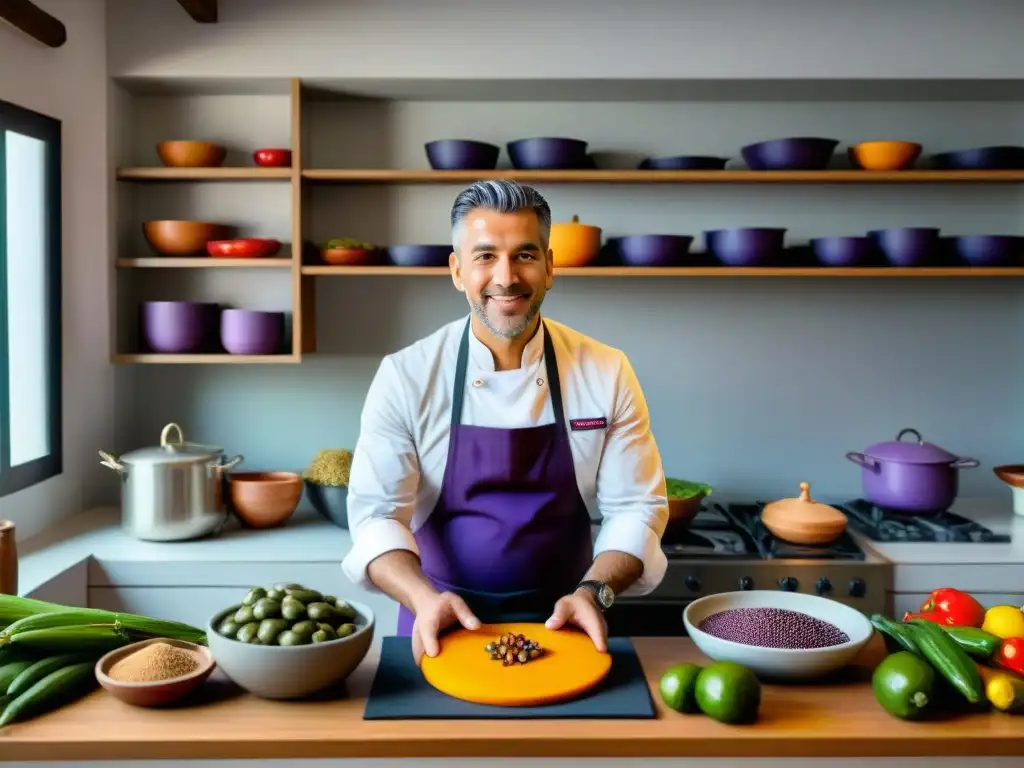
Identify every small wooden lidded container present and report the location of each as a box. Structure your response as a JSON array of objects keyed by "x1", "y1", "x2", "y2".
[{"x1": 760, "y1": 482, "x2": 848, "y2": 545}]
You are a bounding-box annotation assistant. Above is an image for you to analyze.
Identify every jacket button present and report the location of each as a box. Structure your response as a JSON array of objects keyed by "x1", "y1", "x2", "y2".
[
  {"x1": 472, "y1": 378, "x2": 484, "y2": 388},
  {"x1": 536, "y1": 378, "x2": 544, "y2": 386}
]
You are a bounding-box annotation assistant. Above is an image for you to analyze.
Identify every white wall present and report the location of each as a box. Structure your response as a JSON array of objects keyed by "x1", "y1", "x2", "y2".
[{"x1": 0, "y1": 0, "x2": 114, "y2": 540}]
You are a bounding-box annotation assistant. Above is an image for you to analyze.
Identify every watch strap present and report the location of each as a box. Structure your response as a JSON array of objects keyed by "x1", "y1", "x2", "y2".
[{"x1": 575, "y1": 579, "x2": 613, "y2": 611}]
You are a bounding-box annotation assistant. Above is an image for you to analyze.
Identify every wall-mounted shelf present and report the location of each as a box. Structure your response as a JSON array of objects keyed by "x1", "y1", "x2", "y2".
[
  {"x1": 116, "y1": 167, "x2": 292, "y2": 181},
  {"x1": 112, "y1": 354, "x2": 301, "y2": 365},
  {"x1": 301, "y1": 265, "x2": 1024, "y2": 278},
  {"x1": 117, "y1": 258, "x2": 293, "y2": 268}
]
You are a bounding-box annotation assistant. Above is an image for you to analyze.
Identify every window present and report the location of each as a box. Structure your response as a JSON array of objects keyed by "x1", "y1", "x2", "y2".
[{"x1": 0, "y1": 99, "x2": 62, "y2": 498}]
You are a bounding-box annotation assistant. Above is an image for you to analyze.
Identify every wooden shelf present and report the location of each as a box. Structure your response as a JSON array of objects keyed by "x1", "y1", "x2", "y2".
[
  {"x1": 301, "y1": 265, "x2": 1024, "y2": 278},
  {"x1": 301, "y1": 169, "x2": 1024, "y2": 184},
  {"x1": 116, "y1": 258, "x2": 293, "y2": 268},
  {"x1": 116, "y1": 167, "x2": 292, "y2": 181},
  {"x1": 112, "y1": 354, "x2": 301, "y2": 364}
]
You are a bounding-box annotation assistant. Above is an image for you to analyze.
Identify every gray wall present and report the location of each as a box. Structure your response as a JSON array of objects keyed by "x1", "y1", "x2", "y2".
[{"x1": 100, "y1": 0, "x2": 1024, "y2": 508}]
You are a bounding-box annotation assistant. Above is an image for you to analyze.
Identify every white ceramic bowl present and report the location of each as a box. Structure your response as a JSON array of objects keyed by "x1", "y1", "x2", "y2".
[
  {"x1": 207, "y1": 600, "x2": 375, "y2": 700},
  {"x1": 682, "y1": 590, "x2": 874, "y2": 681}
]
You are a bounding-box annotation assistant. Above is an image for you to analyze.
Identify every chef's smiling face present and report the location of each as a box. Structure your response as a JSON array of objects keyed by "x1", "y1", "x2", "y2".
[{"x1": 450, "y1": 207, "x2": 553, "y2": 340}]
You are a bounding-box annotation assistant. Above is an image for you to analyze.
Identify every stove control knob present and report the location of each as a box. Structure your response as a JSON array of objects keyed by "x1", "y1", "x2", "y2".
[
  {"x1": 848, "y1": 578, "x2": 867, "y2": 598},
  {"x1": 738, "y1": 576, "x2": 754, "y2": 591},
  {"x1": 685, "y1": 575, "x2": 701, "y2": 592},
  {"x1": 815, "y1": 577, "x2": 832, "y2": 595},
  {"x1": 779, "y1": 576, "x2": 798, "y2": 592}
]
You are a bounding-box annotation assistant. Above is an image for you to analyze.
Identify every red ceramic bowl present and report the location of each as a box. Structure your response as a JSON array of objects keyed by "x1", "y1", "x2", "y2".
[
  {"x1": 207, "y1": 238, "x2": 282, "y2": 258},
  {"x1": 253, "y1": 148, "x2": 292, "y2": 168}
]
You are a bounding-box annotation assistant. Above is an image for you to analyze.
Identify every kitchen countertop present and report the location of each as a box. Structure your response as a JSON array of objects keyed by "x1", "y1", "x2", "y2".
[{"x1": 1, "y1": 636, "x2": 1021, "y2": 761}]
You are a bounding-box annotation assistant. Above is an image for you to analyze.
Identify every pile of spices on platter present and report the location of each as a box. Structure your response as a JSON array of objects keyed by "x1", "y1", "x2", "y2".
[
  {"x1": 108, "y1": 641, "x2": 200, "y2": 683},
  {"x1": 484, "y1": 632, "x2": 544, "y2": 666}
]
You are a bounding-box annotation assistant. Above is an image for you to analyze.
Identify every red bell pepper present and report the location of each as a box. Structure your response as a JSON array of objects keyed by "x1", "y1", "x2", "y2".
[
  {"x1": 919, "y1": 587, "x2": 986, "y2": 628},
  {"x1": 994, "y1": 637, "x2": 1024, "y2": 677}
]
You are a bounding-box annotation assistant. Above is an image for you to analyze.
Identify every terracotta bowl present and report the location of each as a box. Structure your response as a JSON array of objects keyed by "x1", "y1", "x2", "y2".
[
  {"x1": 156, "y1": 141, "x2": 227, "y2": 168},
  {"x1": 322, "y1": 247, "x2": 376, "y2": 266},
  {"x1": 96, "y1": 638, "x2": 215, "y2": 708},
  {"x1": 229, "y1": 471, "x2": 302, "y2": 528},
  {"x1": 143, "y1": 220, "x2": 234, "y2": 256}
]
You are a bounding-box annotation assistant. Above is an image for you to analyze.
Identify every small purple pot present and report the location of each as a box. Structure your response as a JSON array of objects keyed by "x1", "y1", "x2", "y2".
[
  {"x1": 845, "y1": 427, "x2": 979, "y2": 514},
  {"x1": 386, "y1": 244, "x2": 452, "y2": 267},
  {"x1": 953, "y1": 235, "x2": 1024, "y2": 266},
  {"x1": 638, "y1": 155, "x2": 730, "y2": 170},
  {"x1": 931, "y1": 145, "x2": 1024, "y2": 171},
  {"x1": 507, "y1": 137, "x2": 589, "y2": 170},
  {"x1": 220, "y1": 309, "x2": 283, "y2": 355},
  {"x1": 741, "y1": 137, "x2": 839, "y2": 171},
  {"x1": 870, "y1": 227, "x2": 941, "y2": 267},
  {"x1": 425, "y1": 139, "x2": 500, "y2": 171},
  {"x1": 141, "y1": 301, "x2": 217, "y2": 354},
  {"x1": 810, "y1": 236, "x2": 877, "y2": 267},
  {"x1": 704, "y1": 228, "x2": 787, "y2": 266},
  {"x1": 615, "y1": 235, "x2": 694, "y2": 266}
]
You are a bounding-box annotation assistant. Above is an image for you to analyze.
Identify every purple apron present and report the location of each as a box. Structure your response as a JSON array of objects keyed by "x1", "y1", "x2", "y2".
[{"x1": 396, "y1": 319, "x2": 594, "y2": 634}]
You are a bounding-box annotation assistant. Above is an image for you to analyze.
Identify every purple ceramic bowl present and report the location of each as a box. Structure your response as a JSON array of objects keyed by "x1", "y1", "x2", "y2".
[
  {"x1": 615, "y1": 235, "x2": 694, "y2": 266},
  {"x1": 425, "y1": 139, "x2": 500, "y2": 171},
  {"x1": 386, "y1": 244, "x2": 452, "y2": 267},
  {"x1": 810, "y1": 236, "x2": 877, "y2": 267},
  {"x1": 638, "y1": 155, "x2": 730, "y2": 170},
  {"x1": 953, "y1": 235, "x2": 1024, "y2": 266},
  {"x1": 140, "y1": 301, "x2": 217, "y2": 354},
  {"x1": 932, "y1": 145, "x2": 1024, "y2": 171},
  {"x1": 741, "y1": 137, "x2": 839, "y2": 171},
  {"x1": 220, "y1": 309, "x2": 283, "y2": 355},
  {"x1": 870, "y1": 228, "x2": 941, "y2": 267},
  {"x1": 507, "y1": 137, "x2": 589, "y2": 170},
  {"x1": 704, "y1": 228, "x2": 787, "y2": 266}
]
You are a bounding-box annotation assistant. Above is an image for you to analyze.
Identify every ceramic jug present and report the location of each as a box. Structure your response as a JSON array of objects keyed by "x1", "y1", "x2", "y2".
[{"x1": 0, "y1": 519, "x2": 17, "y2": 595}]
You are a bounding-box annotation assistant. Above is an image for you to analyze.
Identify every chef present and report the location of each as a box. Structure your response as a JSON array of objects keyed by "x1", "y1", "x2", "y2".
[{"x1": 341, "y1": 180, "x2": 669, "y2": 662}]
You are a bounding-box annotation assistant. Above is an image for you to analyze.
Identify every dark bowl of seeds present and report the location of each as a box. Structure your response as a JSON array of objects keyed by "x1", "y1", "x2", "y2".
[{"x1": 682, "y1": 591, "x2": 874, "y2": 681}]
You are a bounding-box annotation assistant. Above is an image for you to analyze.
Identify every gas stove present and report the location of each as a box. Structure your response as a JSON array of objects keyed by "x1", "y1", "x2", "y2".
[{"x1": 837, "y1": 498, "x2": 1011, "y2": 543}]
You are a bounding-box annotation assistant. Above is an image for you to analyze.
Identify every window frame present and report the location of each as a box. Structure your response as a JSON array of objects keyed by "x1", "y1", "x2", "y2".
[{"x1": 0, "y1": 98, "x2": 63, "y2": 498}]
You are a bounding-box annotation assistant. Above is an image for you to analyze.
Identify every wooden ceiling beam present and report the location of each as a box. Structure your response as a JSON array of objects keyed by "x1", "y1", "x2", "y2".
[
  {"x1": 176, "y1": 0, "x2": 217, "y2": 24},
  {"x1": 0, "y1": 0, "x2": 67, "y2": 48}
]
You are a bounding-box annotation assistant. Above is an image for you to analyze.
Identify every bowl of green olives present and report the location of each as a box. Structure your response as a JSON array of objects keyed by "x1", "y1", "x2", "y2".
[{"x1": 207, "y1": 582, "x2": 375, "y2": 700}]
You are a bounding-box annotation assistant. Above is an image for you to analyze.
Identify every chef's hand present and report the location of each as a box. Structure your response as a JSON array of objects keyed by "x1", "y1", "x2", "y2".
[
  {"x1": 545, "y1": 590, "x2": 608, "y2": 653},
  {"x1": 411, "y1": 591, "x2": 481, "y2": 664}
]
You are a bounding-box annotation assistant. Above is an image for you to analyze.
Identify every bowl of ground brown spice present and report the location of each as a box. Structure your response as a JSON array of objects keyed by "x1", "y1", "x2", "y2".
[{"x1": 96, "y1": 637, "x2": 216, "y2": 707}]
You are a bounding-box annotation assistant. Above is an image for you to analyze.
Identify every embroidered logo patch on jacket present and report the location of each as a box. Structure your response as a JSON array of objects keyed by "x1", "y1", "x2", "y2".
[{"x1": 569, "y1": 417, "x2": 608, "y2": 431}]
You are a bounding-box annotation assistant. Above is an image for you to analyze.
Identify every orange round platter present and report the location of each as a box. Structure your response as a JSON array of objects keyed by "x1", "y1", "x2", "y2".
[{"x1": 418, "y1": 622, "x2": 613, "y2": 707}]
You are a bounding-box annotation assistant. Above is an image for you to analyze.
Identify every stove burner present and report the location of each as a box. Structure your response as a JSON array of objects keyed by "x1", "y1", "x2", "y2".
[
  {"x1": 736, "y1": 503, "x2": 866, "y2": 561},
  {"x1": 839, "y1": 499, "x2": 1010, "y2": 543},
  {"x1": 661, "y1": 506, "x2": 756, "y2": 558}
]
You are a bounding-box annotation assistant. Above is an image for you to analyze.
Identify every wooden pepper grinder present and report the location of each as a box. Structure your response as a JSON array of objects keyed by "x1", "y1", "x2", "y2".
[{"x1": 0, "y1": 519, "x2": 17, "y2": 596}]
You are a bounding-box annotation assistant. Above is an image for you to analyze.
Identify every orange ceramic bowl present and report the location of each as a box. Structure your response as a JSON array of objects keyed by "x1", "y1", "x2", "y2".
[
  {"x1": 849, "y1": 141, "x2": 922, "y2": 171},
  {"x1": 549, "y1": 215, "x2": 602, "y2": 268},
  {"x1": 156, "y1": 141, "x2": 227, "y2": 168},
  {"x1": 229, "y1": 472, "x2": 302, "y2": 529}
]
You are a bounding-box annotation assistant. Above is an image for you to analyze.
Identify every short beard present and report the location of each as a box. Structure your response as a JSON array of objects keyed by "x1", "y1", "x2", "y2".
[{"x1": 469, "y1": 293, "x2": 545, "y2": 339}]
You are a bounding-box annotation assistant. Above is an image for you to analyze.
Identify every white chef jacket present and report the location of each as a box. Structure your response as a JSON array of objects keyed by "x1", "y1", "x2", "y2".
[{"x1": 340, "y1": 315, "x2": 670, "y2": 598}]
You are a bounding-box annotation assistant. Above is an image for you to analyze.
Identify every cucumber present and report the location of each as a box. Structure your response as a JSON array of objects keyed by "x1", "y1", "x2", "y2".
[
  {"x1": 7, "y1": 625, "x2": 129, "y2": 653},
  {"x1": 941, "y1": 626, "x2": 1001, "y2": 660},
  {"x1": 0, "y1": 661, "x2": 97, "y2": 728},
  {"x1": 6, "y1": 652, "x2": 98, "y2": 699},
  {"x1": 907, "y1": 618, "x2": 984, "y2": 704},
  {"x1": 870, "y1": 614, "x2": 920, "y2": 655},
  {"x1": 0, "y1": 661, "x2": 34, "y2": 693}
]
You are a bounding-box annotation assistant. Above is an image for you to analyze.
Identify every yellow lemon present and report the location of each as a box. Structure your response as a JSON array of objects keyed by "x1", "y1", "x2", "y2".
[{"x1": 981, "y1": 605, "x2": 1024, "y2": 639}]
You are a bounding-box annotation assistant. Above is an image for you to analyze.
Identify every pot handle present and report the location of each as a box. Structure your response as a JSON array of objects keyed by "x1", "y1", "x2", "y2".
[
  {"x1": 98, "y1": 450, "x2": 125, "y2": 474},
  {"x1": 896, "y1": 427, "x2": 923, "y2": 443},
  {"x1": 951, "y1": 457, "x2": 980, "y2": 469},
  {"x1": 160, "y1": 423, "x2": 185, "y2": 447},
  {"x1": 219, "y1": 454, "x2": 244, "y2": 473},
  {"x1": 846, "y1": 451, "x2": 878, "y2": 469}
]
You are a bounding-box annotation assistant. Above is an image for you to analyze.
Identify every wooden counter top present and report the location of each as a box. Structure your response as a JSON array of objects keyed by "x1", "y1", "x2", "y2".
[{"x1": 1, "y1": 637, "x2": 1022, "y2": 761}]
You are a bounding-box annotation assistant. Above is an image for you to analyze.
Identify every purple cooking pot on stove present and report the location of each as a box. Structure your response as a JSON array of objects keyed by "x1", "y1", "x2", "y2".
[{"x1": 845, "y1": 428, "x2": 979, "y2": 513}]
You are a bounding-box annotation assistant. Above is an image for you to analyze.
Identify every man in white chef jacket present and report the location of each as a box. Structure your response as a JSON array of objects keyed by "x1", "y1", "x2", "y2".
[{"x1": 341, "y1": 180, "x2": 669, "y2": 662}]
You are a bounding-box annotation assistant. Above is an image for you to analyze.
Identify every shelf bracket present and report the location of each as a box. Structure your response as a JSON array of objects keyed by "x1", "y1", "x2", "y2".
[
  {"x1": 175, "y1": 0, "x2": 217, "y2": 23},
  {"x1": 0, "y1": 0, "x2": 67, "y2": 48}
]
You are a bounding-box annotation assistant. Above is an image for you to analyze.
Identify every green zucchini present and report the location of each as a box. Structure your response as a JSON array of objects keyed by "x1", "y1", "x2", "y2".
[
  {"x1": 907, "y1": 618, "x2": 984, "y2": 704},
  {"x1": 0, "y1": 661, "x2": 34, "y2": 693},
  {"x1": 870, "y1": 614, "x2": 920, "y2": 655},
  {"x1": 7, "y1": 625, "x2": 130, "y2": 654},
  {"x1": 6, "y1": 652, "x2": 99, "y2": 699},
  {"x1": 0, "y1": 661, "x2": 97, "y2": 728},
  {"x1": 941, "y1": 626, "x2": 1001, "y2": 660}
]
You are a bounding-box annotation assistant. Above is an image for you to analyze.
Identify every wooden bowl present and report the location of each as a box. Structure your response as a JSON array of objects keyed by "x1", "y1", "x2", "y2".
[
  {"x1": 229, "y1": 471, "x2": 302, "y2": 528},
  {"x1": 143, "y1": 220, "x2": 234, "y2": 256},
  {"x1": 665, "y1": 493, "x2": 706, "y2": 537},
  {"x1": 322, "y1": 247, "x2": 375, "y2": 266},
  {"x1": 96, "y1": 638, "x2": 215, "y2": 708},
  {"x1": 156, "y1": 141, "x2": 227, "y2": 168}
]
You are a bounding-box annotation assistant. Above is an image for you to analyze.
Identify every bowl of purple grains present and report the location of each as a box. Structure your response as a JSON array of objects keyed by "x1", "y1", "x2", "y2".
[{"x1": 682, "y1": 591, "x2": 874, "y2": 680}]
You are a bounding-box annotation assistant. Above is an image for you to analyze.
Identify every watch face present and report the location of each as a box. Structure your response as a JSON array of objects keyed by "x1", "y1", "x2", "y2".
[{"x1": 598, "y1": 584, "x2": 614, "y2": 607}]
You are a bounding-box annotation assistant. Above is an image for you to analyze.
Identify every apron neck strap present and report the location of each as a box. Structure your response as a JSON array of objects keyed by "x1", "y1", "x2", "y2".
[{"x1": 452, "y1": 318, "x2": 565, "y2": 429}]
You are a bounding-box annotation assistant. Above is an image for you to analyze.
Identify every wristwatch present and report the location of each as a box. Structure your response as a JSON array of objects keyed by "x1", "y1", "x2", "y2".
[{"x1": 576, "y1": 580, "x2": 615, "y2": 612}]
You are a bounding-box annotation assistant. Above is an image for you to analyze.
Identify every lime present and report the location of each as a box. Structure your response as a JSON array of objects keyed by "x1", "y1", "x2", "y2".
[
  {"x1": 659, "y1": 663, "x2": 703, "y2": 713},
  {"x1": 871, "y1": 651, "x2": 935, "y2": 720},
  {"x1": 694, "y1": 661, "x2": 762, "y2": 724}
]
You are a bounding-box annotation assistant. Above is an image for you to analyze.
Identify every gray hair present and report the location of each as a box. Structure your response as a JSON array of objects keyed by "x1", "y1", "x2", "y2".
[{"x1": 450, "y1": 180, "x2": 552, "y2": 254}]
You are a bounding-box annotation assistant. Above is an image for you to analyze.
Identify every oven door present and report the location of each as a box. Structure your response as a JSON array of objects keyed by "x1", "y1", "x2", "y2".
[{"x1": 606, "y1": 599, "x2": 693, "y2": 637}]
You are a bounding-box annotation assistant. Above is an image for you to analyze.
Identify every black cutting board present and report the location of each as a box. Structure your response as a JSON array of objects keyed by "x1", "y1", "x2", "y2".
[{"x1": 363, "y1": 635, "x2": 656, "y2": 720}]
